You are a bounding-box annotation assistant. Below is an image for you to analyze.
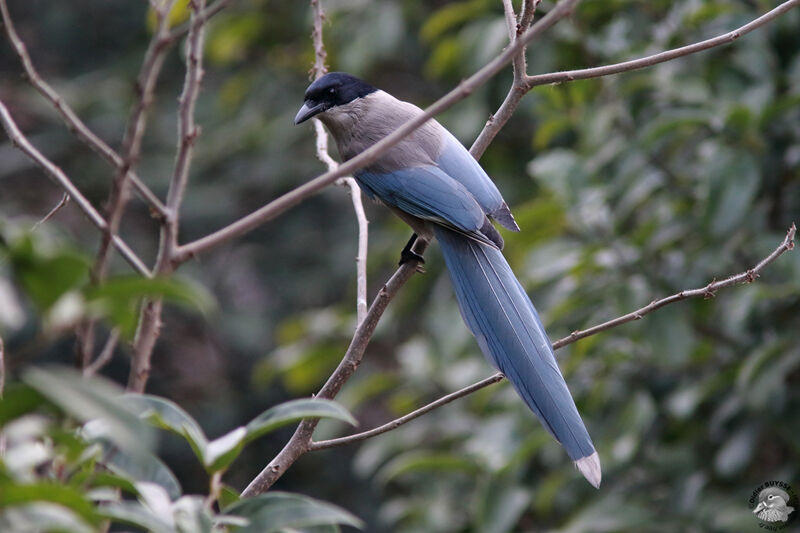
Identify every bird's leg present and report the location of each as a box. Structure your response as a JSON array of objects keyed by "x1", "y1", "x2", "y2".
[{"x1": 399, "y1": 233, "x2": 426, "y2": 267}]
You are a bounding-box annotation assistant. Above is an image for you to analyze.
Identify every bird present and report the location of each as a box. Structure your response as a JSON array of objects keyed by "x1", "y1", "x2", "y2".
[
  {"x1": 753, "y1": 488, "x2": 795, "y2": 522},
  {"x1": 295, "y1": 72, "x2": 601, "y2": 488}
]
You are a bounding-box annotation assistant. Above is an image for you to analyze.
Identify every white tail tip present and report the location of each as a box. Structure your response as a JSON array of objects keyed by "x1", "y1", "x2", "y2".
[{"x1": 574, "y1": 451, "x2": 602, "y2": 488}]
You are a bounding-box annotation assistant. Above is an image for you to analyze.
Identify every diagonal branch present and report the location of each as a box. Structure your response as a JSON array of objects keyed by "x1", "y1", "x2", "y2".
[
  {"x1": 0, "y1": 0, "x2": 167, "y2": 217},
  {"x1": 173, "y1": 0, "x2": 582, "y2": 264},
  {"x1": 309, "y1": 224, "x2": 796, "y2": 451},
  {"x1": 0, "y1": 100, "x2": 151, "y2": 277}
]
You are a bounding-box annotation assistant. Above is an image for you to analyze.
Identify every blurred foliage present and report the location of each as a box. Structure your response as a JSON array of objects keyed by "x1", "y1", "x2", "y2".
[
  {"x1": 0, "y1": 0, "x2": 799, "y2": 532},
  {"x1": 0, "y1": 367, "x2": 361, "y2": 532}
]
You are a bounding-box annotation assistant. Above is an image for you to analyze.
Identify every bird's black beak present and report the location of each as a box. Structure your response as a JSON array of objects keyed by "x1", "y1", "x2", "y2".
[{"x1": 294, "y1": 101, "x2": 325, "y2": 125}]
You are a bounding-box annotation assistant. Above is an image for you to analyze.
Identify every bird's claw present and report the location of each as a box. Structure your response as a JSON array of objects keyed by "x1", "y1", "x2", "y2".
[{"x1": 399, "y1": 249, "x2": 426, "y2": 272}]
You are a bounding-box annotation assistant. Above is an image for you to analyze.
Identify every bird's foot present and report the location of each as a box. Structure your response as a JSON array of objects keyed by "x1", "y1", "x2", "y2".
[{"x1": 399, "y1": 249, "x2": 426, "y2": 272}]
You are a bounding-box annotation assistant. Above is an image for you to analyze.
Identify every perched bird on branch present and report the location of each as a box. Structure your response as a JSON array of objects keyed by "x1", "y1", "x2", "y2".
[{"x1": 295, "y1": 72, "x2": 601, "y2": 487}]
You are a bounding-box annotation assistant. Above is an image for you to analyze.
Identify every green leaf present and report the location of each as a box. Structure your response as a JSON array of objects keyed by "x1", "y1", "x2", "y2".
[
  {"x1": 0, "y1": 502, "x2": 95, "y2": 533},
  {"x1": 0, "y1": 384, "x2": 46, "y2": 427},
  {"x1": 123, "y1": 394, "x2": 209, "y2": 465},
  {"x1": 85, "y1": 275, "x2": 215, "y2": 337},
  {"x1": 3, "y1": 233, "x2": 90, "y2": 311},
  {"x1": 244, "y1": 398, "x2": 357, "y2": 444},
  {"x1": 22, "y1": 367, "x2": 154, "y2": 459},
  {"x1": 99, "y1": 501, "x2": 174, "y2": 533},
  {"x1": 0, "y1": 483, "x2": 99, "y2": 526},
  {"x1": 103, "y1": 446, "x2": 182, "y2": 501},
  {"x1": 204, "y1": 426, "x2": 247, "y2": 473},
  {"x1": 218, "y1": 485, "x2": 241, "y2": 511},
  {"x1": 225, "y1": 492, "x2": 363, "y2": 532}
]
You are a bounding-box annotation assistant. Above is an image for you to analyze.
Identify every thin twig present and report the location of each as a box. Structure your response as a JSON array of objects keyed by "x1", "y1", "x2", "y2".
[
  {"x1": 83, "y1": 329, "x2": 121, "y2": 377},
  {"x1": 78, "y1": 0, "x2": 178, "y2": 369},
  {"x1": 91, "y1": 0, "x2": 177, "y2": 283},
  {"x1": 0, "y1": 0, "x2": 167, "y2": 216},
  {"x1": 471, "y1": 0, "x2": 539, "y2": 158},
  {"x1": 523, "y1": 0, "x2": 800, "y2": 88},
  {"x1": 0, "y1": 100, "x2": 151, "y2": 277},
  {"x1": 32, "y1": 193, "x2": 69, "y2": 231},
  {"x1": 309, "y1": 224, "x2": 796, "y2": 450},
  {"x1": 128, "y1": 0, "x2": 208, "y2": 393},
  {"x1": 309, "y1": 373, "x2": 505, "y2": 451},
  {"x1": 309, "y1": 0, "x2": 369, "y2": 325},
  {"x1": 173, "y1": 0, "x2": 581, "y2": 264},
  {"x1": 164, "y1": 0, "x2": 234, "y2": 43}
]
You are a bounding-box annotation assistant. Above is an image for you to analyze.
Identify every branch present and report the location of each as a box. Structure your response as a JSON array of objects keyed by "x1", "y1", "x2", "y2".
[
  {"x1": 83, "y1": 329, "x2": 121, "y2": 377},
  {"x1": 32, "y1": 193, "x2": 70, "y2": 231},
  {"x1": 0, "y1": 0, "x2": 167, "y2": 217},
  {"x1": 164, "y1": 0, "x2": 234, "y2": 43},
  {"x1": 241, "y1": 238, "x2": 429, "y2": 497},
  {"x1": 523, "y1": 0, "x2": 800, "y2": 88},
  {"x1": 471, "y1": 0, "x2": 539, "y2": 158},
  {"x1": 0, "y1": 100, "x2": 151, "y2": 277},
  {"x1": 173, "y1": 0, "x2": 581, "y2": 264},
  {"x1": 309, "y1": 0, "x2": 369, "y2": 325},
  {"x1": 128, "y1": 0, "x2": 208, "y2": 393},
  {"x1": 309, "y1": 224, "x2": 796, "y2": 450}
]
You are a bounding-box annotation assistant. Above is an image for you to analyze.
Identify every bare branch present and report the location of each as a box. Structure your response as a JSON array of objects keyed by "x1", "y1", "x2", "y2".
[
  {"x1": 84, "y1": 329, "x2": 121, "y2": 377},
  {"x1": 129, "y1": 0, "x2": 208, "y2": 393},
  {"x1": 241, "y1": 238, "x2": 429, "y2": 497},
  {"x1": 174, "y1": 0, "x2": 581, "y2": 264},
  {"x1": 32, "y1": 193, "x2": 69, "y2": 231},
  {"x1": 0, "y1": 100, "x2": 151, "y2": 277},
  {"x1": 0, "y1": 0, "x2": 167, "y2": 216},
  {"x1": 309, "y1": 224, "x2": 796, "y2": 450},
  {"x1": 524, "y1": 0, "x2": 800, "y2": 88},
  {"x1": 310, "y1": 373, "x2": 505, "y2": 451},
  {"x1": 165, "y1": 0, "x2": 234, "y2": 43},
  {"x1": 552, "y1": 223, "x2": 797, "y2": 348},
  {"x1": 309, "y1": 0, "x2": 369, "y2": 325},
  {"x1": 471, "y1": 0, "x2": 539, "y2": 158}
]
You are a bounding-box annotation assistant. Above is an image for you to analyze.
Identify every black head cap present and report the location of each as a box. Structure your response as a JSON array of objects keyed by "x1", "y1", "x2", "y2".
[{"x1": 294, "y1": 72, "x2": 377, "y2": 124}]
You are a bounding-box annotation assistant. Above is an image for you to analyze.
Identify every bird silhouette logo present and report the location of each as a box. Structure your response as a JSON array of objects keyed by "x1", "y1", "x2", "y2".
[{"x1": 751, "y1": 484, "x2": 796, "y2": 526}]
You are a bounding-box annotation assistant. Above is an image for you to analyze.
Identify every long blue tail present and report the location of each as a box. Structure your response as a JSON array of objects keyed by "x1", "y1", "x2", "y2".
[{"x1": 434, "y1": 226, "x2": 601, "y2": 487}]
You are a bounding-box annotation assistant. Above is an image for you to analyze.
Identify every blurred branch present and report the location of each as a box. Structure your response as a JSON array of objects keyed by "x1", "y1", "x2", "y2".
[
  {"x1": 129, "y1": 0, "x2": 208, "y2": 393},
  {"x1": 310, "y1": 224, "x2": 796, "y2": 450},
  {"x1": 0, "y1": 100, "x2": 151, "y2": 277},
  {"x1": 83, "y1": 329, "x2": 121, "y2": 377},
  {"x1": 309, "y1": 0, "x2": 369, "y2": 325},
  {"x1": 78, "y1": 0, "x2": 178, "y2": 371},
  {"x1": 173, "y1": 0, "x2": 581, "y2": 264},
  {"x1": 0, "y1": 0, "x2": 167, "y2": 217},
  {"x1": 32, "y1": 193, "x2": 69, "y2": 231},
  {"x1": 165, "y1": 0, "x2": 234, "y2": 43}
]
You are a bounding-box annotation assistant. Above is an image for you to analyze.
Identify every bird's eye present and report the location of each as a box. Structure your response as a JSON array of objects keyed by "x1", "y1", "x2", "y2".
[{"x1": 328, "y1": 88, "x2": 336, "y2": 95}]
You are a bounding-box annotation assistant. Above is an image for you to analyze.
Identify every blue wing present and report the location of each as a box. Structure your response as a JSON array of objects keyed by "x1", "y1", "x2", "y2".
[
  {"x1": 436, "y1": 133, "x2": 519, "y2": 231},
  {"x1": 355, "y1": 165, "x2": 497, "y2": 245}
]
